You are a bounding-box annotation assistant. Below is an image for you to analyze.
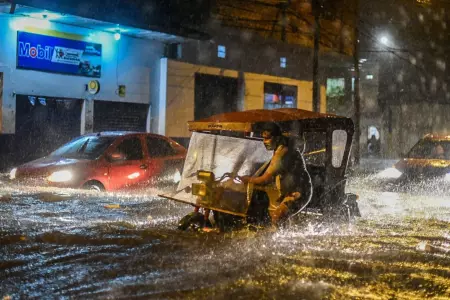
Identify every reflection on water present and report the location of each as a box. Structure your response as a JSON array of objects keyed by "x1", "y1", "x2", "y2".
[{"x1": 1, "y1": 177, "x2": 450, "y2": 299}]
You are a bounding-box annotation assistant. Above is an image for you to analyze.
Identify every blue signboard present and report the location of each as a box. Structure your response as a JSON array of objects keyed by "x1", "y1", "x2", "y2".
[{"x1": 17, "y1": 31, "x2": 102, "y2": 78}]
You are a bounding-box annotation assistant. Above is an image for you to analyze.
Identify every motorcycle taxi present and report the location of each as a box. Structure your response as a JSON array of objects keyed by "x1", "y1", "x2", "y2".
[{"x1": 160, "y1": 108, "x2": 360, "y2": 232}]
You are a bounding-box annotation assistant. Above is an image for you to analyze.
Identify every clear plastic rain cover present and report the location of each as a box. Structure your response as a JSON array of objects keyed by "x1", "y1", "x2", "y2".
[{"x1": 162, "y1": 132, "x2": 273, "y2": 213}]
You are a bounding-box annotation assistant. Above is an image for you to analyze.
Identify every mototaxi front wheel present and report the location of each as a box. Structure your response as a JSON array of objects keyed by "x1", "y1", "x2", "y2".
[{"x1": 177, "y1": 212, "x2": 206, "y2": 231}]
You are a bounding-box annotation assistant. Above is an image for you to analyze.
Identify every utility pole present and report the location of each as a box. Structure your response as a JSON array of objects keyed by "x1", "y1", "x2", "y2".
[
  {"x1": 312, "y1": 0, "x2": 321, "y2": 112},
  {"x1": 353, "y1": 0, "x2": 361, "y2": 165},
  {"x1": 281, "y1": 1, "x2": 287, "y2": 42},
  {"x1": 10, "y1": 1, "x2": 16, "y2": 13}
]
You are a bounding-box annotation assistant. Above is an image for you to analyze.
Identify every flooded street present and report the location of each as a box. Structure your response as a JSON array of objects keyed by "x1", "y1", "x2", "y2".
[
  {"x1": 2, "y1": 0, "x2": 450, "y2": 298},
  {"x1": 1, "y1": 175, "x2": 450, "y2": 299}
]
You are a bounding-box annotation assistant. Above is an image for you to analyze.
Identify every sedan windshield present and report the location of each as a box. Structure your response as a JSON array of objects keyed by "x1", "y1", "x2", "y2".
[
  {"x1": 408, "y1": 140, "x2": 450, "y2": 160},
  {"x1": 50, "y1": 136, "x2": 116, "y2": 160}
]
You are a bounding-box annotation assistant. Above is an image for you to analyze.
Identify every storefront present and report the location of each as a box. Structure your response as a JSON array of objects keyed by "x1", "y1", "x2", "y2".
[
  {"x1": 163, "y1": 59, "x2": 327, "y2": 144},
  {"x1": 0, "y1": 6, "x2": 168, "y2": 170},
  {"x1": 0, "y1": 2, "x2": 333, "y2": 171}
]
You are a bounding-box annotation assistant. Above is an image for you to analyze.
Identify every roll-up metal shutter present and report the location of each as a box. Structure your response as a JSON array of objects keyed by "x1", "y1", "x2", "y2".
[
  {"x1": 14, "y1": 95, "x2": 82, "y2": 163},
  {"x1": 94, "y1": 100, "x2": 148, "y2": 132}
]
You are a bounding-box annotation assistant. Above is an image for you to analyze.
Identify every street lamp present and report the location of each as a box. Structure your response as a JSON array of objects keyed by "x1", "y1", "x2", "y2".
[{"x1": 380, "y1": 36, "x2": 389, "y2": 46}]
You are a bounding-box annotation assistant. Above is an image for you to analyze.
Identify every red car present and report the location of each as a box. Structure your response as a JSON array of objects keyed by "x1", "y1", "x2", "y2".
[{"x1": 9, "y1": 132, "x2": 187, "y2": 191}]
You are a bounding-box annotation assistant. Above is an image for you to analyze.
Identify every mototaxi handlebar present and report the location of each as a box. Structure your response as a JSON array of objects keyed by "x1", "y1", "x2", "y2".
[{"x1": 215, "y1": 172, "x2": 244, "y2": 183}]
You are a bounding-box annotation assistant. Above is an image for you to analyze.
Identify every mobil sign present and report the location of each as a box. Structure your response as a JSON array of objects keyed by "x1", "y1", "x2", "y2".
[
  {"x1": 17, "y1": 31, "x2": 102, "y2": 78},
  {"x1": 18, "y1": 42, "x2": 54, "y2": 60}
]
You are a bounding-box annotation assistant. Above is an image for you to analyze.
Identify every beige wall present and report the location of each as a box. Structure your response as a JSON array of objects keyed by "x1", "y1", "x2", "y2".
[{"x1": 166, "y1": 60, "x2": 326, "y2": 137}]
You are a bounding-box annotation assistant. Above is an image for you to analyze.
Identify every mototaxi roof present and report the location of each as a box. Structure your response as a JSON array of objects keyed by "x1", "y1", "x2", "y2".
[{"x1": 187, "y1": 108, "x2": 354, "y2": 135}]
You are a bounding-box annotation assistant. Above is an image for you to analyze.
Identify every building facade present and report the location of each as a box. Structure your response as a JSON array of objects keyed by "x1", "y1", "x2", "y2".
[
  {"x1": 0, "y1": 2, "x2": 345, "y2": 171},
  {"x1": 0, "y1": 3, "x2": 176, "y2": 169}
]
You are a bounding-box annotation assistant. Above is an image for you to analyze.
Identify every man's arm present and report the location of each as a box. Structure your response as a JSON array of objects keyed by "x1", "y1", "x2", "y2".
[
  {"x1": 241, "y1": 146, "x2": 287, "y2": 185},
  {"x1": 247, "y1": 168, "x2": 273, "y2": 185}
]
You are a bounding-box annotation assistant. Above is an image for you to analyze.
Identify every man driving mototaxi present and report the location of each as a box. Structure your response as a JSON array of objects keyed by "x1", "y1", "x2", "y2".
[{"x1": 239, "y1": 123, "x2": 312, "y2": 226}]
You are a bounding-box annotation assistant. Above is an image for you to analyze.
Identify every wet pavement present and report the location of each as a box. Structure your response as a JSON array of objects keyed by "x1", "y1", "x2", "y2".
[{"x1": 1, "y1": 174, "x2": 450, "y2": 299}]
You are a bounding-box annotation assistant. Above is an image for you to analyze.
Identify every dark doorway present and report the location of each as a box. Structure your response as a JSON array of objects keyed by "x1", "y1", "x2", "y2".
[
  {"x1": 14, "y1": 95, "x2": 82, "y2": 163},
  {"x1": 94, "y1": 101, "x2": 148, "y2": 132},
  {"x1": 194, "y1": 73, "x2": 238, "y2": 120}
]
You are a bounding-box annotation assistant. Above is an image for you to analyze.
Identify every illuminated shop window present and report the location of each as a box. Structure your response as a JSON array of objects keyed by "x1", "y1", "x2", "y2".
[{"x1": 263, "y1": 82, "x2": 297, "y2": 110}]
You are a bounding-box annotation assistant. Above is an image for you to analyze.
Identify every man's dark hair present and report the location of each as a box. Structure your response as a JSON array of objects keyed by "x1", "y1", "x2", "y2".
[{"x1": 261, "y1": 122, "x2": 282, "y2": 136}]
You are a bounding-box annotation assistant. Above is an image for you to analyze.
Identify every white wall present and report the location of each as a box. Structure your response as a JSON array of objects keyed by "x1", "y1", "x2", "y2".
[{"x1": 0, "y1": 14, "x2": 165, "y2": 134}]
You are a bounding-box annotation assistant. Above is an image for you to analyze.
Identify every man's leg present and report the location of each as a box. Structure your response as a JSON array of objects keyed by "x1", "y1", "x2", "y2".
[{"x1": 271, "y1": 192, "x2": 301, "y2": 226}]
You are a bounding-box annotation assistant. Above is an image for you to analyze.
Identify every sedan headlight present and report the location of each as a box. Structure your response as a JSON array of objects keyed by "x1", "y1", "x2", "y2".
[
  {"x1": 9, "y1": 168, "x2": 17, "y2": 180},
  {"x1": 48, "y1": 170, "x2": 73, "y2": 183}
]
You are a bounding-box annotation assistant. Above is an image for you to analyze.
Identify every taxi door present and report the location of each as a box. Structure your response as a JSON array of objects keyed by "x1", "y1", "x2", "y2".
[
  {"x1": 107, "y1": 135, "x2": 150, "y2": 190},
  {"x1": 143, "y1": 136, "x2": 185, "y2": 184}
]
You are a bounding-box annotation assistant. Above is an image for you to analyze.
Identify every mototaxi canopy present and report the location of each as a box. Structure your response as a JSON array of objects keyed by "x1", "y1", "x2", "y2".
[{"x1": 188, "y1": 108, "x2": 353, "y2": 134}]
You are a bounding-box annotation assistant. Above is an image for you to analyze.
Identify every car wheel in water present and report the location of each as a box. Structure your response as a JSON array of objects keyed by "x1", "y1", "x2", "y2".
[{"x1": 83, "y1": 181, "x2": 105, "y2": 192}]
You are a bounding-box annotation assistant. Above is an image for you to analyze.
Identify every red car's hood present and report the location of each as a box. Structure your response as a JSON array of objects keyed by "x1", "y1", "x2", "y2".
[{"x1": 16, "y1": 156, "x2": 92, "y2": 177}]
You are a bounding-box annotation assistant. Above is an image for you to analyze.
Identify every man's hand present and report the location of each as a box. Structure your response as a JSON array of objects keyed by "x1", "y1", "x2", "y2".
[
  {"x1": 237, "y1": 175, "x2": 251, "y2": 184},
  {"x1": 278, "y1": 192, "x2": 301, "y2": 203}
]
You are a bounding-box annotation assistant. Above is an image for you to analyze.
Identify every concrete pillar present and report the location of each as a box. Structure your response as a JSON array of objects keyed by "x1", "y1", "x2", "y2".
[
  {"x1": 0, "y1": 68, "x2": 15, "y2": 134},
  {"x1": 146, "y1": 104, "x2": 152, "y2": 133},
  {"x1": 158, "y1": 58, "x2": 168, "y2": 135},
  {"x1": 81, "y1": 99, "x2": 94, "y2": 135}
]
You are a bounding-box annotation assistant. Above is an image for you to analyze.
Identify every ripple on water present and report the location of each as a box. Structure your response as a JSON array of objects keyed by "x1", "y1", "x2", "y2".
[{"x1": 1, "y1": 179, "x2": 450, "y2": 299}]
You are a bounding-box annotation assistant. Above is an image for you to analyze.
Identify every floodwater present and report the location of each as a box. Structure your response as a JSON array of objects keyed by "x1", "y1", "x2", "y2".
[{"x1": 1, "y1": 175, "x2": 450, "y2": 299}]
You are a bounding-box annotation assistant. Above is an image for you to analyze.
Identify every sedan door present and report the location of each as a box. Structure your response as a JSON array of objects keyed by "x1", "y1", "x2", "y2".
[
  {"x1": 144, "y1": 136, "x2": 185, "y2": 185},
  {"x1": 107, "y1": 136, "x2": 149, "y2": 190}
]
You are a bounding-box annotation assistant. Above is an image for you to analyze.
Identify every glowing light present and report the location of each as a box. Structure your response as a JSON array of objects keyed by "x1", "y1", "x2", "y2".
[
  {"x1": 10, "y1": 17, "x2": 53, "y2": 31},
  {"x1": 114, "y1": 32, "x2": 121, "y2": 41},
  {"x1": 380, "y1": 36, "x2": 389, "y2": 45},
  {"x1": 416, "y1": 0, "x2": 431, "y2": 5},
  {"x1": 9, "y1": 168, "x2": 17, "y2": 180},
  {"x1": 48, "y1": 170, "x2": 73, "y2": 182},
  {"x1": 127, "y1": 172, "x2": 140, "y2": 179},
  {"x1": 192, "y1": 183, "x2": 207, "y2": 196},
  {"x1": 375, "y1": 167, "x2": 402, "y2": 179}
]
